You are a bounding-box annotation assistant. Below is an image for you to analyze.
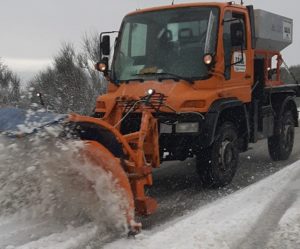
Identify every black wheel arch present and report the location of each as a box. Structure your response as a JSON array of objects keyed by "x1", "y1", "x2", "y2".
[
  {"x1": 65, "y1": 121, "x2": 124, "y2": 158},
  {"x1": 271, "y1": 94, "x2": 299, "y2": 128},
  {"x1": 201, "y1": 98, "x2": 250, "y2": 147}
]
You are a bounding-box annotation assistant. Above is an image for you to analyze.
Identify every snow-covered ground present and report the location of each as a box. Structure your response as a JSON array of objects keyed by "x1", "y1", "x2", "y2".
[
  {"x1": 0, "y1": 107, "x2": 299, "y2": 249},
  {"x1": 1, "y1": 218, "x2": 98, "y2": 249},
  {"x1": 1, "y1": 150, "x2": 300, "y2": 249},
  {"x1": 105, "y1": 160, "x2": 300, "y2": 249}
]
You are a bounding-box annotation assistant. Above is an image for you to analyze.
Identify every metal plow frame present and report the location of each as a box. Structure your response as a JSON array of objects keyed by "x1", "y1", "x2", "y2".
[{"x1": 68, "y1": 110, "x2": 160, "y2": 232}]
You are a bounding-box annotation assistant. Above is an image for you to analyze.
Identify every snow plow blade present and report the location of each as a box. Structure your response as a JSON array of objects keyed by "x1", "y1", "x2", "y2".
[
  {"x1": 68, "y1": 113, "x2": 160, "y2": 231},
  {"x1": 0, "y1": 108, "x2": 160, "y2": 233},
  {"x1": 78, "y1": 139, "x2": 139, "y2": 233}
]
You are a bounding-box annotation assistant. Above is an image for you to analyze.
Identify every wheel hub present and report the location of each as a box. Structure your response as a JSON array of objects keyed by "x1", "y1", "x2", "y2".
[
  {"x1": 283, "y1": 124, "x2": 293, "y2": 150},
  {"x1": 220, "y1": 140, "x2": 233, "y2": 170}
]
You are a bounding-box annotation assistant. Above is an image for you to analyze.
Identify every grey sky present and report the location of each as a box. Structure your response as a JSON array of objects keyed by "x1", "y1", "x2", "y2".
[{"x1": 0, "y1": 0, "x2": 299, "y2": 80}]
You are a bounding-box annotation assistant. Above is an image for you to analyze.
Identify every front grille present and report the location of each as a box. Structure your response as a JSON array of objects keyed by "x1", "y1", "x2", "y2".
[
  {"x1": 120, "y1": 113, "x2": 142, "y2": 134},
  {"x1": 116, "y1": 93, "x2": 167, "y2": 112}
]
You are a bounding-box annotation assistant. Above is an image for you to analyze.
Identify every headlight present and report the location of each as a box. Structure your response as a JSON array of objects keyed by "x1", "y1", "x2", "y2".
[
  {"x1": 147, "y1": 88, "x2": 155, "y2": 95},
  {"x1": 175, "y1": 122, "x2": 199, "y2": 133}
]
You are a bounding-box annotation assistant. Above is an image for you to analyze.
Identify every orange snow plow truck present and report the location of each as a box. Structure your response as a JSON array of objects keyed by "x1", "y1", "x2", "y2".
[{"x1": 3, "y1": 2, "x2": 300, "y2": 233}]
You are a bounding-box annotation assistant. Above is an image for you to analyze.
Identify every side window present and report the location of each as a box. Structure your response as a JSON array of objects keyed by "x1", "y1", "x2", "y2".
[
  {"x1": 223, "y1": 11, "x2": 247, "y2": 79},
  {"x1": 119, "y1": 23, "x2": 130, "y2": 56},
  {"x1": 231, "y1": 13, "x2": 247, "y2": 49}
]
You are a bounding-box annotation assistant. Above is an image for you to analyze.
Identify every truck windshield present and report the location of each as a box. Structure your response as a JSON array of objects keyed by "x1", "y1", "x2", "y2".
[{"x1": 112, "y1": 7, "x2": 219, "y2": 83}]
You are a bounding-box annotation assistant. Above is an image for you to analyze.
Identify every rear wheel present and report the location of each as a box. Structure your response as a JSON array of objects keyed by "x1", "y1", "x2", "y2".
[
  {"x1": 268, "y1": 110, "x2": 295, "y2": 161},
  {"x1": 196, "y1": 122, "x2": 239, "y2": 188}
]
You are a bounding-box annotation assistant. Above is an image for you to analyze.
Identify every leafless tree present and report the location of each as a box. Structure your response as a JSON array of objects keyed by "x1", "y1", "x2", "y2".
[
  {"x1": 29, "y1": 36, "x2": 106, "y2": 114},
  {"x1": 0, "y1": 60, "x2": 20, "y2": 106},
  {"x1": 281, "y1": 64, "x2": 300, "y2": 85}
]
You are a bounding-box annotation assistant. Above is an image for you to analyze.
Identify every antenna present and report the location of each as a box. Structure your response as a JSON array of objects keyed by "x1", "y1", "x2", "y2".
[{"x1": 136, "y1": 0, "x2": 140, "y2": 10}]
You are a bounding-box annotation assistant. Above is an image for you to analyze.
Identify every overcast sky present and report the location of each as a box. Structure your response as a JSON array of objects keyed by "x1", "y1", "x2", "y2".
[{"x1": 0, "y1": 0, "x2": 299, "y2": 81}]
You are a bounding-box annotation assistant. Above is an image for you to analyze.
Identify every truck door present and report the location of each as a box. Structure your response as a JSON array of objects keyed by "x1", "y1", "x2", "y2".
[{"x1": 222, "y1": 10, "x2": 252, "y2": 102}]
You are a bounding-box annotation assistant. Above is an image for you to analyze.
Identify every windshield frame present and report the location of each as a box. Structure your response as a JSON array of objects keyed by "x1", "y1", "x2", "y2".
[{"x1": 111, "y1": 6, "x2": 220, "y2": 83}]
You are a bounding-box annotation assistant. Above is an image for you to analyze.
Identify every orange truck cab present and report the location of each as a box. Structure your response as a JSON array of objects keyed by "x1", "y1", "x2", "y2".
[{"x1": 93, "y1": 1, "x2": 299, "y2": 204}]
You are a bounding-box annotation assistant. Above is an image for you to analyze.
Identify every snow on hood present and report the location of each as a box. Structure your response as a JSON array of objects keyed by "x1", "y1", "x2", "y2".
[{"x1": 0, "y1": 107, "x2": 67, "y2": 136}]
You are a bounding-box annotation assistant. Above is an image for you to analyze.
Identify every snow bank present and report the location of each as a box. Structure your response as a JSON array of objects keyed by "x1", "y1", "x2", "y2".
[
  {"x1": 105, "y1": 160, "x2": 300, "y2": 249},
  {"x1": 265, "y1": 183, "x2": 300, "y2": 248}
]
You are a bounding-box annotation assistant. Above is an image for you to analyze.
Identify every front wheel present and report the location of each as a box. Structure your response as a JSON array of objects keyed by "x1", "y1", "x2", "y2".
[
  {"x1": 268, "y1": 110, "x2": 295, "y2": 161},
  {"x1": 196, "y1": 122, "x2": 239, "y2": 188}
]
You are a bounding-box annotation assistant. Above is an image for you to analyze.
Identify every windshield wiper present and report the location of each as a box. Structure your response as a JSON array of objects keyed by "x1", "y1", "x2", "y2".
[{"x1": 134, "y1": 72, "x2": 194, "y2": 84}]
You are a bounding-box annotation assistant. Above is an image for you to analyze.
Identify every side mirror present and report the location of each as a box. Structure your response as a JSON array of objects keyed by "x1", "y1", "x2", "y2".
[
  {"x1": 95, "y1": 57, "x2": 109, "y2": 76},
  {"x1": 230, "y1": 22, "x2": 244, "y2": 47},
  {"x1": 100, "y1": 35, "x2": 110, "y2": 56}
]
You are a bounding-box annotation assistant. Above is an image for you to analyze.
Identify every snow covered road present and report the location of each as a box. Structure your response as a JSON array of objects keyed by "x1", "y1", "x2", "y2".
[
  {"x1": 0, "y1": 106, "x2": 299, "y2": 248},
  {"x1": 1, "y1": 155, "x2": 300, "y2": 249},
  {"x1": 105, "y1": 160, "x2": 300, "y2": 249}
]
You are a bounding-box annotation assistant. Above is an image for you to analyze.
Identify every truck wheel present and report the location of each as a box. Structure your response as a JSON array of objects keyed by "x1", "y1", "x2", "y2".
[
  {"x1": 196, "y1": 122, "x2": 239, "y2": 188},
  {"x1": 268, "y1": 110, "x2": 294, "y2": 161}
]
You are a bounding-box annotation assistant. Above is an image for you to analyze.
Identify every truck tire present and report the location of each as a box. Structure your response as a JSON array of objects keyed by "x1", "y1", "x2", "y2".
[
  {"x1": 268, "y1": 110, "x2": 294, "y2": 161},
  {"x1": 196, "y1": 122, "x2": 239, "y2": 188}
]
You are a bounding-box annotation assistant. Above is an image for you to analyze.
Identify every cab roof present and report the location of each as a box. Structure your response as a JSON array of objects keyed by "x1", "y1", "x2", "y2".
[{"x1": 126, "y1": 2, "x2": 246, "y2": 16}]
